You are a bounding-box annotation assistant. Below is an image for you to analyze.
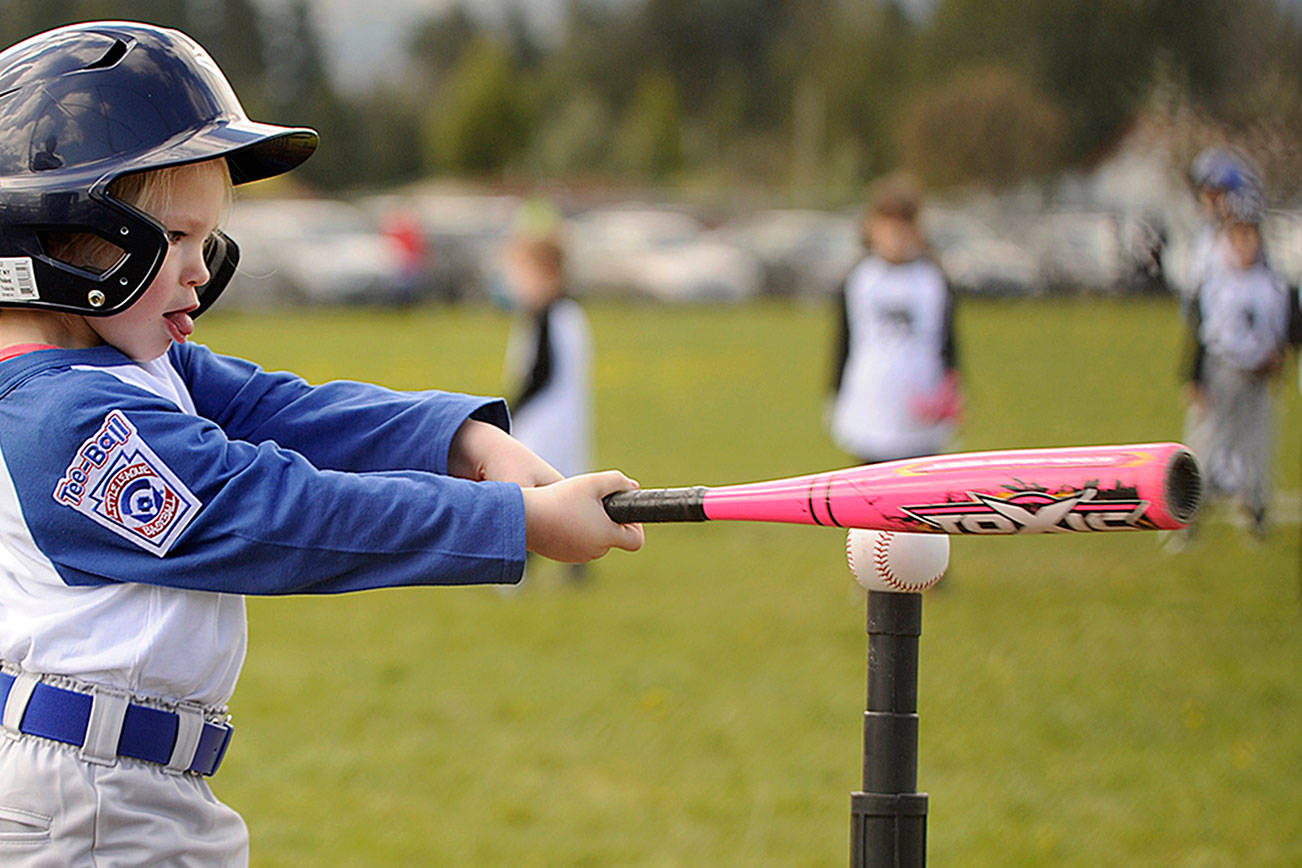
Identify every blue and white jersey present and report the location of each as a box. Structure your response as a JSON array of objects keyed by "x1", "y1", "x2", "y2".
[
  {"x1": 0, "y1": 342, "x2": 525, "y2": 708},
  {"x1": 1197, "y1": 260, "x2": 1290, "y2": 373}
]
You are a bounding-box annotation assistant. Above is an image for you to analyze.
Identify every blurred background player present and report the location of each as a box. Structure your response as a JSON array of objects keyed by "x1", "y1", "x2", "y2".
[
  {"x1": 829, "y1": 173, "x2": 962, "y2": 467},
  {"x1": 1181, "y1": 146, "x2": 1260, "y2": 304},
  {"x1": 1181, "y1": 184, "x2": 1290, "y2": 541},
  {"x1": 501, "y1": 205, "x2": 594, "y2": 583}
]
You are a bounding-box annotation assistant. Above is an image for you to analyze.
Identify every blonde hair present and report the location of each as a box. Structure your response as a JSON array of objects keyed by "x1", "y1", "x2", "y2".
[
  {"x1": 47, "y1": 159, "x2": 233, "y2": 273},
  {"x1": 866, "y1": 172, "x2": 922, "y2": 223}
]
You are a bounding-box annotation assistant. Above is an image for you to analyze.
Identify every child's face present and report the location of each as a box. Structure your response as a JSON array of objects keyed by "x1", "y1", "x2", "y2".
[
  {"x1": 866, "y1": 214, "x2": 922, "y2": 264},
  {"x1": 504, "y1": 244, "x2": 562, "y2": 310},
  {"x1": 88, "y1": 162, "x2": 226, "y2": 361},
  {"x1": 1226, "y1": 221, "x2": 1261, "y2": 269}
]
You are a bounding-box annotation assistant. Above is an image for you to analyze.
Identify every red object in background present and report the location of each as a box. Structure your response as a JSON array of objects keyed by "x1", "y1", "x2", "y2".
[{"x1": 383, "y1": 210, "x2": 428, "y2": 272}]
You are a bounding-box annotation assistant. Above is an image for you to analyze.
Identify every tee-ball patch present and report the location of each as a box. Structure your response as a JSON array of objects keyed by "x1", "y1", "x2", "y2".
[{"x1": 53, "y1": 410, "x2": 201, "y2": 556}]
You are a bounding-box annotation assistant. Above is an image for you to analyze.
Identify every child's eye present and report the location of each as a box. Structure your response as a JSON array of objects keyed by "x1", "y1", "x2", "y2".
[{"x1": 166, "y1": 231, "x2": 186, "y2": 244}]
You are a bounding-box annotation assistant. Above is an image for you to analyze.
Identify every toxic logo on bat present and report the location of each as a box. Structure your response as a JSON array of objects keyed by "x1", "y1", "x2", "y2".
[{"x1": 900, "y1": 487, "x2": 1150, "y2": 534}]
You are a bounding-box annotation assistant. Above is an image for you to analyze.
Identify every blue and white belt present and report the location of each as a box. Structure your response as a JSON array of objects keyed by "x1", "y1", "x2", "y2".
[{"x1": 0, "y1": 670, "x2": 232, "y2": 776}]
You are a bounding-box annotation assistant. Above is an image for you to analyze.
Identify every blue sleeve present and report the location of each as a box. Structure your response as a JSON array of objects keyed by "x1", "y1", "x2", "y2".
[
  {"x1": 1, "y1": 369, "x2": 525, "y2": 594},
  {"x1": 169, "y1": 342, "x2": 509, "y2": 475}
]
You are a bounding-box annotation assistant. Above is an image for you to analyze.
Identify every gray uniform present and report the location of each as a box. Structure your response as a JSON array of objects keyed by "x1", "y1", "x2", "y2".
[{"x1": 1186, "y1": 254, "x2": 1290, "y2": 520}]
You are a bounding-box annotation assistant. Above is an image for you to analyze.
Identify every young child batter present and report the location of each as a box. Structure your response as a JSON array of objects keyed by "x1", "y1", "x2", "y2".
[{"x1": 0, "y1": 22, "x2": 641, "y2": 865}]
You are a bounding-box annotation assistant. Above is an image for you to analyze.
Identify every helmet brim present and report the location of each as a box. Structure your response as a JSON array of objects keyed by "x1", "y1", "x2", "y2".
[{"x1": 134, "y1": 118, "x2": 319, "y2": 186}]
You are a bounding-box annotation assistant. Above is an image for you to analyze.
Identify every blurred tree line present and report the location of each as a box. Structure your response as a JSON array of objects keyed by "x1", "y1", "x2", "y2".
[{"x1": 4, "y1": 0, "x2": 1300, "y2": 199}]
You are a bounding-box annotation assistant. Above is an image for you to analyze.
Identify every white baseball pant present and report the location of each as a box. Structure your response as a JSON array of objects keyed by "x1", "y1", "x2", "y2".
[{"x1": 0, "y1": 734, "x2": 248, "y2": 866}]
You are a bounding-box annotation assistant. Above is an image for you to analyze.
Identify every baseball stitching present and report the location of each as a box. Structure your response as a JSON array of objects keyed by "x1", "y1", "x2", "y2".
[{"x1": 872, "y1": 532, "x2": 940, "y2": 592}]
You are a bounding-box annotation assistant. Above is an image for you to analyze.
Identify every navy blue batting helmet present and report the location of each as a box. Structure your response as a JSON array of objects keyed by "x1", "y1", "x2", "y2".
[
  {"x1": 1189, "y1": 146, "x2": 1259, "y2": 195},
  {"x1": 0, "y1": 21, "x2": 318, "y2": 316}
]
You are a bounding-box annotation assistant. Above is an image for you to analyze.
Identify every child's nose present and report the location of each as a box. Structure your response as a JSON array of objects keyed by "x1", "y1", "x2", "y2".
[{"x1": 182, "y1": 246, "x2": 211, "y2": 289}]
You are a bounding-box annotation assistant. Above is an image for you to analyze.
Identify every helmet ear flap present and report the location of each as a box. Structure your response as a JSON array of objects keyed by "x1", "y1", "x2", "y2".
[
  {"x1": 193, "y1": 230, "x2": 239, "y2": 318},
  {"x1": 9, "y1": 194, "x2": 170, "y2": 316}
]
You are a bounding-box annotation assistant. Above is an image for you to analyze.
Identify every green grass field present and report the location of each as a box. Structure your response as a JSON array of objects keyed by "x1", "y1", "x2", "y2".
[{"x1": 196, "y1": 296, "x2": 1302, "y2": 866}]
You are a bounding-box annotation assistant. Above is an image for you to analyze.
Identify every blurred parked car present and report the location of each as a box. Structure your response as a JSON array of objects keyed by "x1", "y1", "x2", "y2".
[
  {"x1": 362, "y1": 189, "x2": 522, "y2": 302},
  {"x1": 939, "y1": 238, "x2": 1042, "y2": 295},
  {"x1": 568, "y1": 205, "x2": 763, "y2": 302},
  {"x1": 924, "y1": 206, "x2": 1041, "y2": 295},
  {"x1": 720, "y1": 209, "x2": 862, "y2": 296},
  {"x1": 223, "y1": 199, "x2": 412, "y2": 307},
  {"x1": 1031, "y1": 211, "x2": 1125, "y2": 293}
]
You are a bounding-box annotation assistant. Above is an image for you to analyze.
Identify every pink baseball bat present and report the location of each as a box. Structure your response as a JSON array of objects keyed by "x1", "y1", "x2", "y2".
[{"x1": 602, "y1": 442, "x2": 1201, "y2": 534}]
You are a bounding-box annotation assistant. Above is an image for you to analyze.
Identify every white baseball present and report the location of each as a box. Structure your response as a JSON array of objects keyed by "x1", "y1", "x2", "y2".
[{"x1": 846, "y1": 529, "x2": 949, "y2": 593}]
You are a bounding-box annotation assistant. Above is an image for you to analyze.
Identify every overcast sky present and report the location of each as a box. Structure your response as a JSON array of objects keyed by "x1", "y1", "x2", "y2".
[{"x1": 255, "y1": 0, "x2": 574, "y2": 90}]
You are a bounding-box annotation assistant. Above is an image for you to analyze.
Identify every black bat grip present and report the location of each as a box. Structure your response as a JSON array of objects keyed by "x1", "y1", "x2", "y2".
[{"x1": 603, "y1": 486, "x2": 709, "y2": 523}]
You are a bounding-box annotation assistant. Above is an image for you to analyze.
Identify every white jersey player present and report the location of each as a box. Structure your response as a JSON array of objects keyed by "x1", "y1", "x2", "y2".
[
  {"x1": 505, "y1": 266, "x2": 593, "y2": 480},
  {"x1": 831, "y1": 176, "x2": 961, "y2": 464}
]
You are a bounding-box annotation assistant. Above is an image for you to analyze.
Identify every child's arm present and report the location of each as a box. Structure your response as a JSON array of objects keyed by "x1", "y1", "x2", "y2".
[
  {"x1": 170, "y1": 342, "x2": 507, "y2": 476},
  {"x1": 1181, "y1": 289, "x2": 1207, "y2": 409},
  {"x1": 829, "y1": 280, "x2": 850, "y2": 398},
  {"x1": 510, "y1": 305, "x2": 554, "y2": 415},
  {"x1": 447, "y1": 418, "x2": 562, "y2": 486},
  {"x1": 448, "y1": 419, "x2": 644, "y2": 561},
  {"x1": 909, "y1": 274, "x2": 963, "y2": 424},
  {"x1": 12, "y1": 373, "x2": 530, "y2": 593}
]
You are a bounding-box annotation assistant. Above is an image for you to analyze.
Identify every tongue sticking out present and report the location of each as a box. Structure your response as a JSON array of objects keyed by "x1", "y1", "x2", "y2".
[{"x1": 164, "y1": 311, "x2": 194, "y2": 343}]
